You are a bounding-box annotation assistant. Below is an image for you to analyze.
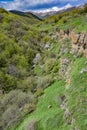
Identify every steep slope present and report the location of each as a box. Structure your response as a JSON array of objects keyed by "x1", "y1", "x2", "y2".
[
  {"x1": 0, "y1": 5, "x2": 87, "y2": 130},
  {"x1": 14, "y1": 29, "x2": 87, "y2": 130},
  {"x1": 0, "y1": 8, "x2": 44, "y2": 130},
  {"x1": 10, "y1": 10, "x2": 42, "y2": 22}
]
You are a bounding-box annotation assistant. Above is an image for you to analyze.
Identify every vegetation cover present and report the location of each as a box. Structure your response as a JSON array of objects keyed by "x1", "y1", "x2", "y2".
[{"x1": 0, "y1": 4, "x2": 87, "y2": 130}]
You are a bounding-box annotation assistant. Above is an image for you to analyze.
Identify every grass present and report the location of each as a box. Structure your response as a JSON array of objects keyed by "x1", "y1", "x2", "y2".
[
  {"x1": 38, "y1": 14, "x2": 87, "y2": 33},
  {"x1": 15, "y1": 80, "x2": 66, "y2": 130},
  {"x1": 66, "y1": 57, "x2": 87, "y2": 130},
  {"x1": 1, "y1": 8, "x2": 87, "y2": 130}
]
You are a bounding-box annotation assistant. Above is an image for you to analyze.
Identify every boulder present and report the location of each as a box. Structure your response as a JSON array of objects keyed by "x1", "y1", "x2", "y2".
[
  {"x1": 48, "y1": 105, "x2": 52, "y2": 109},
  {"x1": 33, "y1": 53, "x2": 41, "y2": 64},
  {"x1": 70, "y1": 31, "x2": 78, "y2": 44},
  {"x1": 44, "y1": 43, "x2": 50, "y2": 50}
]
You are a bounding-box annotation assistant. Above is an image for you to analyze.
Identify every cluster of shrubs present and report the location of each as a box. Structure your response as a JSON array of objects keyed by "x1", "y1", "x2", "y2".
[
  {"x1": 0, "y1": 8, "x2": 56, "y2": 130},
  {"x1": 0, "y1": 15, "x2": 44, "y2": 93},
  {"x1": 0, "y1": 90, "x2": 36, "y2": 130}
]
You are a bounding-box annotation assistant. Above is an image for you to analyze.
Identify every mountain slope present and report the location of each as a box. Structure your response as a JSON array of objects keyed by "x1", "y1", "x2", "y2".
[
  {"x1": 0, "y1": 5, "x2": 87, "y2": 130},
  {"x1": 10, "y1": 10, "x2": 42, "y2": 21},
  {"x1": 15, "y1": 34, "x2": 87, "y2": 130}
]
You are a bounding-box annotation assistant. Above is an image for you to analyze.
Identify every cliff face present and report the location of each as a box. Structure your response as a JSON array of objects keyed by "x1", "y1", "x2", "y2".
[
  {"x1": 70, "y1": 31, "x2": 87, "y2": 57},
  {"x1": 56, "y1": 30, "x2": 87, "y2": 57}
]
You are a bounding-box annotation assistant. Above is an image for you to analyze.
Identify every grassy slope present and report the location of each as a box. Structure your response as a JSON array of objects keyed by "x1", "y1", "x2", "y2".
[
  {"x1": 16, "y1": 80, "x2": 67, "y2": 130},
  {"x1": 38, "y1": 14, "x2": 87, "y2": 33},
  {"x1": 1, "y1": 8, "x2": 86, "y2": 130},
  {"x1": 15, "y1": 13, "x2": 87, "y2": 130},
  {"x1": 15, "y1": 56, "x2": 87, "y2": 130},
  {"x1": 66, "y1": 57, "x2": 87, "y2": 130}
]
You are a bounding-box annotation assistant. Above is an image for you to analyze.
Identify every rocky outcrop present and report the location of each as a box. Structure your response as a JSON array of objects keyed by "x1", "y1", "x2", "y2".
[
  {"x1": 70, "y1": 31, "x2": 87, "y2": 57},
  {"x1": 56, "y1": 29, "x2": 87, "y2": 57},
  {"x1": 57, "y1": 29, "x2": 87, "y2": 57}
]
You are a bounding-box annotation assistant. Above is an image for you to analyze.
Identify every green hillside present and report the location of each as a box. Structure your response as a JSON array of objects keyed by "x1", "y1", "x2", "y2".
[{"x1": 0, "y1": 4, "x2": 87, "y2": 130}]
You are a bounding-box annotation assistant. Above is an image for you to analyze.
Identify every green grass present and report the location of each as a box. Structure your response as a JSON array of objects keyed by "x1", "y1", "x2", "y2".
[
  {"x1": 66, "y1": 57, "x2": 87, "y2": 130},
  {"x1": 15, "y1": 80, "x2": 67, "y2": 130},
  {"x1": 1, "y1": 8, "x2": 87, "y2": 130},
  {"x1": 38, "y1": 14, "x2": 87, "y2": 33}
]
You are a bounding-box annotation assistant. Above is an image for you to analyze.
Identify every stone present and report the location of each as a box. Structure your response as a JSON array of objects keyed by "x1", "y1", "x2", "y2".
[
  {"x1": 70, "y1": 31, "x2": 78, "y2": 44},
  {"x1": 84, "y1": 49, "x2": 87, "y2": 58},
  {"x1": 44, "y1": 43, "x2": 50, "y2": 49},
  {"x1": 48, "y1": 105, "x2": 52, "y2": 109},
  {"x1": 64, "y1": 108, "x2": 71, "y2": 119},
  {"x1": 60, "y1": 58, "x2": 69, "y2": 65},
  {"x1": 0, "y1": 90, "x2": 3, "y2": 95},
  {"x1": 70, "y1": 31, "x2": 87, "y2": 57},
  {"x1": 33, "y1": 53, "x2": 41, "y2": 64},
  {"x1": 80, "y1": 68, "x2": 87, "y2": 74},
  {"x1": 60, "y1": 30, "x2": 65, "y2": 35}
]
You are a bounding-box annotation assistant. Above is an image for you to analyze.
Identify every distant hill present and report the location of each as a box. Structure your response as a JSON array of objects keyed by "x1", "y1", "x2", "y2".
[
  {"x1": 34, "y1": 6, "x2": 76, "y2": 18},
  {"x1": 10, "y1": 6, "x2": 76, "y2": 20},
  {"x1": 10, "y1": 10, "x2": 42, "y2": 21}
]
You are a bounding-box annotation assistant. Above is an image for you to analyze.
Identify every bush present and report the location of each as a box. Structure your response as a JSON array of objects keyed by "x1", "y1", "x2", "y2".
[
  {"x1": 37, "y1": 75, "x2": 54, "y2": 89},
  {"x1": 0, "y1": 14, "x2": 4, "y2": 22},
  {"x1": 0, "y1": 73, "x2": 17, "y2": 92},
  {"x1": 17, "y1": 76, "x2": 36, "y2": 92},
  {"x1": 59, "y1": 17, "x2": 67, "y2": 24},
  {"x1": 44, "y1": 58, "x2": 59, "y2": 74},
  {"x1": 0, "y1": 90, "x2": 35, "y2": 130},
  {"x1": 84, "y1": 3, "x2": 87, "y2": 13},
  {"x1": 24, "y1": 120, "x2": 37, "y2": 130},
  {"x1": 2, "y1": 105, "x2": 18, "y2": 128},
  {"x1": 0, "y1": 8, "x2": 8, "y2": 14},
  {"x1": 22, "y1": 103, "x2": 36, "y2": 115},
  {"x1": 35, "y1": 87, "x2": 44, "y2": 97}
]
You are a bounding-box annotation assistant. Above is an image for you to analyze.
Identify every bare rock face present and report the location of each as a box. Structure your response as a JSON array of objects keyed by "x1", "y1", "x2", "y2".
[
  {"x1": 70, "y1": 31, "x2": 87, "y2": 57},
  {"x1": 56, "y1": 29, "x2": 87, "y2": 57},
  {"x1": 70, "y1": 31, "x2": 78, "y2": 44}
]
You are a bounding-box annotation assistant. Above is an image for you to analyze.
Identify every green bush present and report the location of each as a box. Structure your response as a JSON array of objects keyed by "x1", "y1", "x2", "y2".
[
  {"x1": 0, "y1": 90, "x2": 35, "y2": 130},
  {"x1": 17, "y1": 76, "x2": 36, "y2": 92},
  {"x1": 24, "y1": 120, "x2": 37, "y2": 130},
  {"x1": 0, "y1": 8, "x2": 8, "y2": 14},
  {"x1": 35, "y1": 87, "x2": 44, "y2": 97},
  {"x1": 59, "y1": 17, "x2": 67, "y2": 24},
  {"x1": 84, "y1": 3, "x2": 87, "y2": 13},
  {"x1": 44, "y1": 58, "x2": 59, "y2": 74},
  {"x1": 37, "y1": 75, "x2": 54, "y2": 89},
  {"x1": 0, "y1": 72, "x2": 17, "y2": 92}
]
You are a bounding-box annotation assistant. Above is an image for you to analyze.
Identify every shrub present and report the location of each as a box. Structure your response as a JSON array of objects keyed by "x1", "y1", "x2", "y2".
[
  {"x1": 35, "y1": 87, "x2": 44, "y2": 97},
  {"x1": 0, "y1": 8, "x2": 8, "y2": 14},
  {"x1": 59, "y1": 17, "x2": 67, "y2": 24},
  {"x1": 37, "y1": 75, "x2": 54, "y2": 89},
  {"x1": 17, "y1": 76, "x2": 36, "y2": 92},
  {"x1": 0, "y1": 73, "x2": 17, "y2": 92},
  {"x1": 2, "y1": 105, "x2": 18, "y2": 128},
  {"x1": 45, "y1": 58, "x2": 59, "y2": 74},
  {"x1": 58, "y1": 13, "x2": 63, "y2": 20},
  {"x1": 24, "y1": 120, "x2": 37, "y2": 130},
  {"x1": 0, "y1": 14, "x2": 4, "y2": 22},
  {"x1": 0, "y1": 90, "x2": 35, "y2": 130},
  {"x1": 84, "y1": 3, "x2": 87, "y2": 13},
  {"x1": 22, "y1": 103, "x2": 36, "y2": 114}
]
